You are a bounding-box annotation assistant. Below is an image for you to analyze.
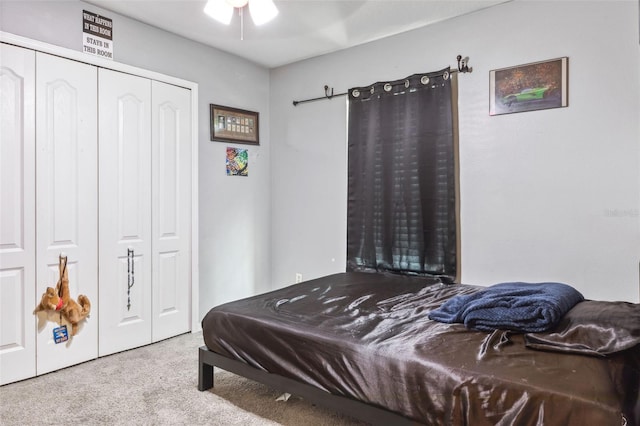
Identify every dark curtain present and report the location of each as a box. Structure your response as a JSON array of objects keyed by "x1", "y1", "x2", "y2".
[{"x1": 347, "y1": 69, "x2": 457, "y2": 281}]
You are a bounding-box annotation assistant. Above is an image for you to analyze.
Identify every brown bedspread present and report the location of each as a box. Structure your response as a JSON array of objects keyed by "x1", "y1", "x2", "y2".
[{"x1": 202, "y1": 272, "x2": 640, "y2": 425}]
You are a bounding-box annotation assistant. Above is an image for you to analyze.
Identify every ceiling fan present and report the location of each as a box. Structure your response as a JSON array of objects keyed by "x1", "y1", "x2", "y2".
[{"x1": 204, "y1": 0, "x2": 278, "y2": 27}]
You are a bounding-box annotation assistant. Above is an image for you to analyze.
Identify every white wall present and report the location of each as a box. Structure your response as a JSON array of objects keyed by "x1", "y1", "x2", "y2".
[
  {"x1": 0, "y1": 1, "x2": 273, "y2": 320},
  {"x1": 270, "y1": 0, "x2": 640, "y2": 302}
]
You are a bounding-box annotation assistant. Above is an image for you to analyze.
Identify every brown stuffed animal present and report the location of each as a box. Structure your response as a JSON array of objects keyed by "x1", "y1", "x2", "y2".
[{"x1": 34, "y1": 255, "x2": 91, "y2": 336}]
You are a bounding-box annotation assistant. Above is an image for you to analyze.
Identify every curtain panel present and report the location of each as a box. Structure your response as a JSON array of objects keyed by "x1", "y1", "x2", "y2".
[{"x1": 347, "y1": 68, "x2": 457, "y2": 281}]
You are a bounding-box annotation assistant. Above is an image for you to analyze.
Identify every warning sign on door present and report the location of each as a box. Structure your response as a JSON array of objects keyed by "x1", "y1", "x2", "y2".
[{"x1": 82, "y1": 10, "x2": 113, "y2": 60}]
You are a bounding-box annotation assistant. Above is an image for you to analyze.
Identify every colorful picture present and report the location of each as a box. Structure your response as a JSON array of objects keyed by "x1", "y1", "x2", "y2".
[
  {"x1": 490, "y1": 57, "x2": 568, "y2": 116},
  {"x1": 226, "y1": 147, "x2": 248, "y2": 177}
]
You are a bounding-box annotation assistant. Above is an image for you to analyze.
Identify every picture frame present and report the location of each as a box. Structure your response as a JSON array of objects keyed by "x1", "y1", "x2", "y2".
[
  {"x1": 210, "y1": 104, "x2": 259, "y2": 145},
  {"x1": 490, "y1": 57, "x2": 568, "y2": 116}
]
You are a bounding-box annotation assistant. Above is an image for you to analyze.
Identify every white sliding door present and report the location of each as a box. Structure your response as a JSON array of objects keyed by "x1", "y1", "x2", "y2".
[
  {"x1": 35, "y1": 52, "x2": 98, "y2": 375},
  {"x1": 98, "y1": 68, "x2": 152, "y2": 356},
  {"x1": 0, "y1": 43, "x2": 36, "y2": 385},
  {"x1": 151, "y1": 81, "x2": 192, "y2": 341}
]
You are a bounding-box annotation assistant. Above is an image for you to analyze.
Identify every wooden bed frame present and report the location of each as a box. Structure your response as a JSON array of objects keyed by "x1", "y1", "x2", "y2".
[{"x1": 198, "y1": 346, "x2": 418, "y2": 425}]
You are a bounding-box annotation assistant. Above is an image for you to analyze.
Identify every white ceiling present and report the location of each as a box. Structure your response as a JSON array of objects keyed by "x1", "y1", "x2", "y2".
[{"x1": 85, "y1": 0, "x2": 510, "y2": 69}]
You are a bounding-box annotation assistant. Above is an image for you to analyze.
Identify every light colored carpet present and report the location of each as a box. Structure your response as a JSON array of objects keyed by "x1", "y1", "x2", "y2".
[{"x1": 0, "y1": 332, "x2": 366, "y2": 425}]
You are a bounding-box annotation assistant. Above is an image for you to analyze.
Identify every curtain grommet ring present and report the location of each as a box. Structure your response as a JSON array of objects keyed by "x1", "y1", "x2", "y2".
[
  {"x1": 383, "y1": 83, "x2": 392, "y2": 92},
  {"x1": 443, "y1": 71, "x2": 450, "y2": 80},
  {"x1": 421, "y1": 76, "x2": 430, "y2": 85},
  {"x1": 352, "y1": 89, "x2": 360, "y2": 98}
]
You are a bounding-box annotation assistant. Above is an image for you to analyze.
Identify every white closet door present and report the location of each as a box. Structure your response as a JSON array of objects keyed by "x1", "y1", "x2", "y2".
[
  {"x1": 98, "y1": 68, "x2": 152, "y2": 356},
  {"x1": 151, "y1": 81, "x2": 191, "y2": 341},
  {"x1": 0, "y1": 44, "x2": 36, "y2": 385},
  {"x1": 35, "y1": 53, "x2": 98, "y2": 375}
]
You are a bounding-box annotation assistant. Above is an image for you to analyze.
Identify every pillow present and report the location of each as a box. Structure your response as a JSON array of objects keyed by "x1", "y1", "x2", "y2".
[{"x1": 524, "y1": 300, "x2": 640, "y2": 357}]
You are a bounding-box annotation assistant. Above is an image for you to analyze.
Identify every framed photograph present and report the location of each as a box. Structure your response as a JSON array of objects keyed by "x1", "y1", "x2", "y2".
[
  {"x1": 490, "y1": 57, "x2": 568, "y2": 116},
  {"x1": 210, "y1": 104, "x2": 259, "y2": 145}
]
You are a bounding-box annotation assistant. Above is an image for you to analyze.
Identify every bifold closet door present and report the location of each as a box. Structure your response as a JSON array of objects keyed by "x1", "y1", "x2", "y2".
[
  {"x1": 98, "y1": 68, "x2": 153, "y2": 357},
  {"x1": 35, "y1": 52, "x2": 99, "y2": 375},
  {"x1": 0, "y1": 43, "x2": 36, "y2": 385},
  {"x1": 151, "y1": 81, "x2": 192, "y2": 341}
]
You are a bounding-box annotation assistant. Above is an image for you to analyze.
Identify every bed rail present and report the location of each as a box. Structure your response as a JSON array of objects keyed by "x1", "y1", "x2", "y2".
[{"x1": 198, "y1": 346, "x2": 419, "y2": 425}]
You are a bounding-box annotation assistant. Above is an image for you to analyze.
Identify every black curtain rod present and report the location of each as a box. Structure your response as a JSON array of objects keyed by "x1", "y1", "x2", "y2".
[
  {"x1": 292, "y1": 87, "x2": 348, "y2": 106},
  {"x1": 293, "y1": 55, "x2": 471, "y2": 107}
]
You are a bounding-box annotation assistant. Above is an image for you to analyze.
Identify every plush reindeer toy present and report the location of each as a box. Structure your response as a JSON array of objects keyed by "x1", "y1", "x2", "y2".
[{"x1": 34, "y1": 255, "x2": 91, "y2": 336}]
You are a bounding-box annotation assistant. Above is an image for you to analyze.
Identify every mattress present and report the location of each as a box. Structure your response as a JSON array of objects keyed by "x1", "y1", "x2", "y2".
[{"x1": 202, "y1": 272, "x2": 640, "y2": 425}]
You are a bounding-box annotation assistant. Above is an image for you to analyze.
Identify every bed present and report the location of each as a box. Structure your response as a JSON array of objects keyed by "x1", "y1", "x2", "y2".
[{"x1": 198, "y1": 272, "x2": 640, "y2": 425}]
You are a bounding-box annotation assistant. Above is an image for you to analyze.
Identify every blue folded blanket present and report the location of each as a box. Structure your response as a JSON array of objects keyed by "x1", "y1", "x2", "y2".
[{"x1": 428, "y1": 282, "x2": 584, "y2": 332}]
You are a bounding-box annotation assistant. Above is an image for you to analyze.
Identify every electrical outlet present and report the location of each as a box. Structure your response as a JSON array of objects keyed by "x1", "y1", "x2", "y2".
[{"x1": 295, "y1": 273, "x2": 303, "y2": 283}]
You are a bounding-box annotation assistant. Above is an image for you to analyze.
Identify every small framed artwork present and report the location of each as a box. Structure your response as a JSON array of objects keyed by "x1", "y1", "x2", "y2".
[
  {"x1": 210, "y1": 104, "x2": 259, "y2": 145},
  {"x1": 490, "y1": 57, "x2": 568, "y2": 116},
  {"x1": 226, "y1": 147, "x2": 248, "y2": 177}
]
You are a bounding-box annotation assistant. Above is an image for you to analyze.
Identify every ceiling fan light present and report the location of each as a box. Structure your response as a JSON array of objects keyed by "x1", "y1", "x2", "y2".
[
  {"x1": 226, "y1": 0, "x2": 248, "y2": 7},
  {"x1": 204, "y1": 0, "x2": 234, "y2": 25},
  {"x1": 248, "y1": 0, "x2": 278, "y2": 26}
]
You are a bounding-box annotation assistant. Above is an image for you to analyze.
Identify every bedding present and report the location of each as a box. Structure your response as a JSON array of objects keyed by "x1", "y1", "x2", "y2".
[
  {"x1": 200, "y1": 272, "x2": 640, "y2": 425},
  {"x1": 427, "y1": 281, "x2": 584, "y2": 332},
  {"x1": 524, "y1": 299, "x2": 640, "y2": 356}
]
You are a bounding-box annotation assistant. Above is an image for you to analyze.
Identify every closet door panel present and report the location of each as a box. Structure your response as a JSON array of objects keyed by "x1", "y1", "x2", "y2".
[
  {"x1": 151, "y1": 81, "x2": 191, "y2": 341},
  {"x1": 99, "y1": 68, "x2": 152, "y2": 356},
  {"x1": 0, "y1": 44, "x2": 36, "y2": 385},
  {"x1": 35, "y1": 53, "x2": 98, "y2": 375}
]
